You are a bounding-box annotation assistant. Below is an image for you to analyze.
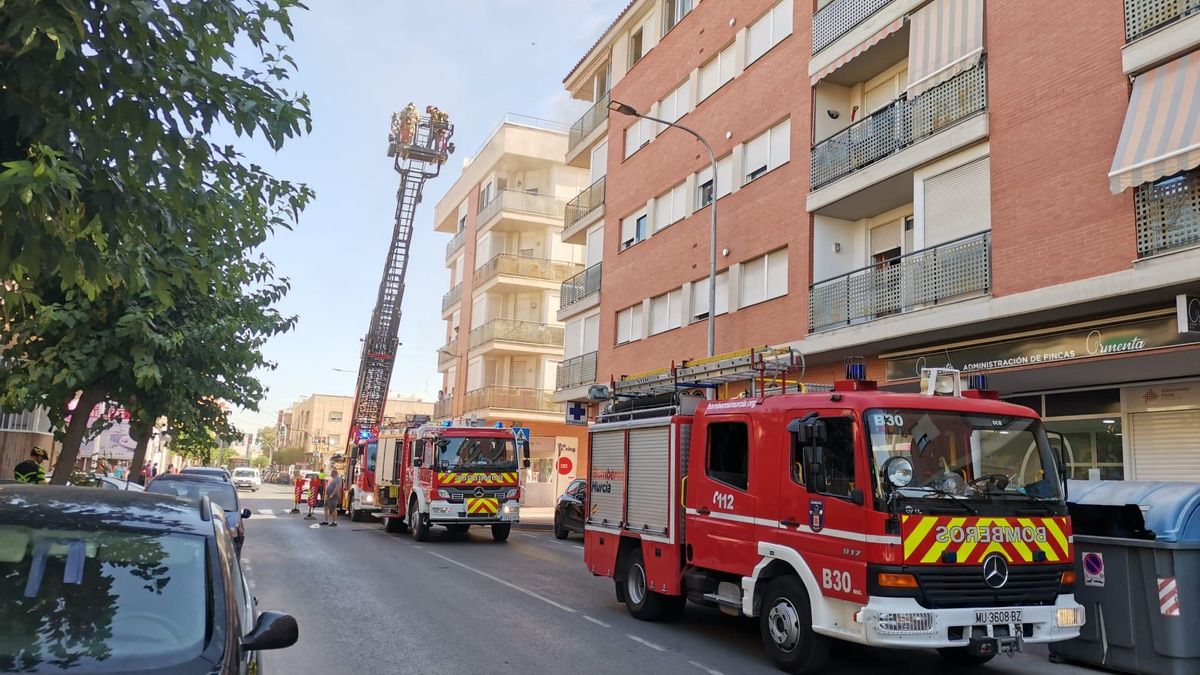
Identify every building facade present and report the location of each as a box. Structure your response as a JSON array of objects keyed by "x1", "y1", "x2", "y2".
[
  {"x1": 0, "y1": 407, "x2": 55, "y2": 480},
  {"x1": 557, "y1": 0, "x2": 1200, "y2": 480},
  {"x1": 433, "y1": 115, "x2": 592, "y2": 506},
  {"x1": 281, "y1": 393, "x2": 433, "y2": 464}
]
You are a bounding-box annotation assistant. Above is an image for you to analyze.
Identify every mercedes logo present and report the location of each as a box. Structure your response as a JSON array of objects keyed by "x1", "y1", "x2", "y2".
[
  {"x1": 982, "y1": 554, "x2": 1010, "y2": 589},
  {"x1": 473, "y1": 487, "x2": 485, "y2": 498}
]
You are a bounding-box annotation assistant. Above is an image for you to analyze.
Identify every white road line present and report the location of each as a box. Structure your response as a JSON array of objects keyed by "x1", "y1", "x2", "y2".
[
  {"x1": 518, "y1": 532, "x2": 539, "y2": 539},
  {"x1": 254, "y1": 513, "x2": 277, "y2": 519},
  {"x1": 625, "y1": 634, "x2": 666, "y2": 652},
  {"x1": 688, "y1": 660, "x2": 723, "y2": 675},
  {"x1": 425, "y1": 550, "x2": 577, "y2": 614},
  {"x1": 257, "y1": 508, "x2": 275, "y2": 515},
  {"x1": 582, "y1": 615, "x2": 611, "y2": 628}
]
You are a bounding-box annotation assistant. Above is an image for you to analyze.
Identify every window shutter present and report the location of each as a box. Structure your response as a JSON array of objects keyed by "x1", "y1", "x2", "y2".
[
  {"x1": 719, "y1": 44, "x2": 736, "y2": 83},
  {"x1": 583, "y1": 314, "x2": 600, "y2": 352},
  {"x1": 620, "y1": 215, "x2": 637, "y2": 247},
  {"x1": 631, "y1": 304, "x2": 643, "y2": 338},
  {"x1": 654, "y1": 195, "x2": 673, "y2": 231},
  {"x1": 769, "y1": 118, "x2": 791, "y2": 169},
  {"x1": 715, "y1": 271, "x2": 729, "y2": 314},
  {"x1": 624, "y1": 124, "x2": 639, "y2": 159},
  {"x1": 745, "y1": 133, "x2": 769, "y2": 181},
  {"x1": 564, "y1": 318, "x2": 583, "y2": 356},
  {"x1": 699, "y1": 59, "x2": 718, "y2": 100},
  {"x1": 650, "y1": 294, "x2": 669, "y2": 334},
  {"x1": 870, "y1": 220, "x2": 903, "y2": 255},
  {"x1": 773, "y1": 0, "x2": 793, "y2": 42},
  {"x1": 766, "y1": 249, "x2": 788, "y2": 298},
  {"x1": 668, "y1": 289, "x2": 683, "y2": 328},
  {"x1": 691, "y1": 279, "x2": 709, "y2": 318},
  {"x1": 923, "y1": 156, "x2": 991, "y2": 246},
  {"x1": 672, "y1": 184, "x2": 686, "y2": 222},
  {"x1": 586, "y1": 226, "x2": 604, "y2": 266},
  {"x1": 616, "y1": 308, "x2": 632, "y2": 343},
  {"x1": 747, "y1": 12, "x2": 771, "y2": 64},
  {"x1": 741, "y1": 256, "x2": 766, "y2": 306},
  {"x1": 1132, "y1": 411, "x2": 1200, "y2": 481},
  {"x1": 717, "y1": 155, "x2": 734, "y2": 198},
  {"x1": 590, "y1": 140, "x2": 608, "y2": 181}
]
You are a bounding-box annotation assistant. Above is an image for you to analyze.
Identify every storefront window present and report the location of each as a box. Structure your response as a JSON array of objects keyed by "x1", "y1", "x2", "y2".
[{"x1": 1045, "y1": 418, "x2": 1124, "y2": 480}]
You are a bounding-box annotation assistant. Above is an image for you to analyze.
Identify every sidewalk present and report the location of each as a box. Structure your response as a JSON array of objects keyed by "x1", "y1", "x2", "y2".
[{"x1": 518, "y1": 506, "x2": 554, "y2": 530}]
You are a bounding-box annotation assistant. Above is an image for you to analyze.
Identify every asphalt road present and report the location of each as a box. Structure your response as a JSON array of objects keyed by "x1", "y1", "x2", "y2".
[{"x1": 238, "y1": 484, "x2": 1101, "y2": 675}]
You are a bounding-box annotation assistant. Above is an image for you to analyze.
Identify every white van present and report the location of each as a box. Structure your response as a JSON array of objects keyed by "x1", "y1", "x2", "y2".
[{"x1": 231, "y1": 467, "x2": 261, "y2": 492}]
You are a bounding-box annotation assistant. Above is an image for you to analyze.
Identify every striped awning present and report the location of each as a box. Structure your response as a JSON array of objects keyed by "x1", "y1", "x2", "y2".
[
  {"x1": 906, "y1": 0, "x2": 985, "y2": 97},
  {"x1": 810, "y1": 17, "x2": 905, "y2": 86},
  {"x1": 1109, "y1": 51, "x2": 1200, "y2": 194}
]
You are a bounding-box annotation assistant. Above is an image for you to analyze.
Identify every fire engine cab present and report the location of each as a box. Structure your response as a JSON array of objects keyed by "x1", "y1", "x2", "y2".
[
  {"x1": 372, "y1": 420, "x2": 530, "y2": 542},
  {"x1": 583, "y1": 348, "x2": 1085, "y2": 673}
]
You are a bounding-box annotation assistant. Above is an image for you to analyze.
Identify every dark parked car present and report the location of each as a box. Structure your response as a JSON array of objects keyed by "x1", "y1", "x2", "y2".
[
  {"x1": 181, "y1": 466, "x2": 233, "y2": 481},
  {"x1": 554, "y1": 478, "x2": 587, "y2": 540},
  {"x1": 146, "y1": 473, "x2": 251, "y2": 554},
  {"x1": 0, "y1": 485, "x2": 297, "y2": 673}
]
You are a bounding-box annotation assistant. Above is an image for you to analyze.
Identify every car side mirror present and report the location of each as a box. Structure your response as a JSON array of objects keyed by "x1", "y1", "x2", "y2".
[
  {"x1": 802, "y1": 443, "x2": 825, "y2": 494},
  {"x1": 241, "y1": 611, "x2": 298, "y2": 651},
  {"x1": 241, "y1": 508, "x2": 252, "y2": 519}
]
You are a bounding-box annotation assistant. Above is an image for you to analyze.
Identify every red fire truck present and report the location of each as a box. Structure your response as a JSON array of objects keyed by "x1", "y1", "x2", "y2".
[
  {"x1": 342, "y1": 416, "x2": 429, "y2": 522},
  {"x1": 583, "y1": 349, "x2": 1085, "y2": 673},
  {"x1": 370, "y1": 421, "x2": 530, "y2": 542}
]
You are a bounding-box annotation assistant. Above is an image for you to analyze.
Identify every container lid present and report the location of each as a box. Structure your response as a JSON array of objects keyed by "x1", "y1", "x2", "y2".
[{"x1": 1067, "y1": 480, "x2": 1200, "y2": 543}]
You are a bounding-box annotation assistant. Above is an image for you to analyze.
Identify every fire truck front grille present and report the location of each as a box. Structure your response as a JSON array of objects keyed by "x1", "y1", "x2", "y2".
[{"x1": 913, "y1": 565, "x2": 1065, "y2": 609}]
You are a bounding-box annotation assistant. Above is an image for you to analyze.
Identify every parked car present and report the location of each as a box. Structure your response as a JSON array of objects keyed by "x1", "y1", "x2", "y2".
[
  {"x1": 181, "y1": 466, "x2": 233, "y2": 481},
  {"x1": 554, "y1": 478, "x2": 587, "y2": 540},
  {"x1": 231, "y1": 467, "x2": 261, "y2": 492},
  {"x1": 0, "y1": 485, "x2": 297, "y2": 673},
  {"x1": 85, "y1": 473, "x2": 145, "y2": 491},
  {"x1": 146, "y1": 473, "x2": 251, "y2": 554}
]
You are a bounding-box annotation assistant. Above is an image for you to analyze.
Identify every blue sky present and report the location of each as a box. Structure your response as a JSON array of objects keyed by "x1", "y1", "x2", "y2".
[{"x1": 227, "y1": 0, "x2": 624, "y2": 433}]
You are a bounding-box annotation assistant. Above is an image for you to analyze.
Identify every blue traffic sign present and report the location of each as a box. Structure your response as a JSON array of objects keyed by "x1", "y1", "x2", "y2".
[{"x1": 512, "y1": 426, "x2": 531, "y2": 442}]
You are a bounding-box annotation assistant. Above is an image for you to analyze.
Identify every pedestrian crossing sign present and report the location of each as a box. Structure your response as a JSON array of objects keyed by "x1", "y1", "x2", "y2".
[{"x1": 513, "y1": 426, "x2": 531, "y2": 442}]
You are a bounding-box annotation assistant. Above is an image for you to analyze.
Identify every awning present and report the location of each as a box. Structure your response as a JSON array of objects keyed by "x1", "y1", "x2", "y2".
[
  {"x1": 906, "y1": 0, "x2": 985, "y2": 97},
  {"x1": 810, "y1": 17, "x2": 905, "y2": 86},
  {"x1": 1108, "y1": 51, "x2": 1200, "y2": 194}
]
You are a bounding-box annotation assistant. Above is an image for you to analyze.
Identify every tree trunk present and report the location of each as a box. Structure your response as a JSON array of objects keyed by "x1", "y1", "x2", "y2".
[
  {"x1": 128, "y1": 433, "x2": 152, "y2": 483},
  {"x1": 50, "y1": 386, "x2": 106, "y2": 484}
]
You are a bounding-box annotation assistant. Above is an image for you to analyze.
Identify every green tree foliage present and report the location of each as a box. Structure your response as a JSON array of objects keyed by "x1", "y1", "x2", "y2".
[
  {"x1": 272, "y1": 445, "x2": 306, "y2": 468},
  {"x1": 0, "y1": 0, "x2": 313, "y2": 482},
  {"x1": 166, "y1": 422, "x2": 219, "y2": 467},
  {"x1": 251, "y1": 454, "x2": 269, "y2": 470},
  {"x1": 256, "y1": 426, "x2": 278, "y2": 458}
]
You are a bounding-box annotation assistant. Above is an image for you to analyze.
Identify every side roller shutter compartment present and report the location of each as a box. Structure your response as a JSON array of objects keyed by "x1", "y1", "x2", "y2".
[{"x1": 626, "y1": 425, "x2": 671, "y2": 535}]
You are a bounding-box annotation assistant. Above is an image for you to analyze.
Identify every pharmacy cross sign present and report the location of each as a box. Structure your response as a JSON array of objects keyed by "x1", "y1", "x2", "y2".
[{"x1": 565, "y1": 402, "x2": 587, "y2": 426}]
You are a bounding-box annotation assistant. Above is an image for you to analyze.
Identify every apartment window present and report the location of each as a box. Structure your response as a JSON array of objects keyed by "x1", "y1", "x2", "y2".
[
  {"x1": 698, "y1": 42, "x2": 737, "y2": 101},
  {"x1": 329, "y1": 411, "x2": 343, "y2": 422},
  {"x1": 696, "y1": 155, "x2": 734, "y2": 208},
  {"x1": 328, "y1": 434, "x2": 340, "y2": 448},
  {"x1": 456, "y1": 200, "x2": 468, "y2": 231},
  {"x1": 739, "y1": 248, "x2": 788, "y2": 308},
  {"x1": 654, "y1": 182, "x2": 688, "y2": 231},
  {"x1": 620, "y1": 210, "x2": 649, "y2": 249},
  {"x1": 630, "y1": 25, "x2": 646, "y2": 66},
  {"x1": 649, "y1": 288, "x2": 683, "y2": 335},
  {"x1": 744, "y1": 118, "x2": 792, "y2": 183},
  {"x1": 707, "y1": 421, "x2": 749, "y2": 491},
  {"x1": 746, "y1": 0, "x2": 793, "y2": 65},
  {"x1": 690, "y1": 270, "x2": 730, "y2": 321},
  {"x1": 623, "y1": 118, "x2": 653, "y2": 159},
  {"x1": 657, "y1": 79, "x2": 693, "y2": 133},
  {"x1": 663, "y1": 0, "x2": 693, "y2": 33},
  {"x1": 616, "y1": 304, "x2": 644, "y2": 344}
]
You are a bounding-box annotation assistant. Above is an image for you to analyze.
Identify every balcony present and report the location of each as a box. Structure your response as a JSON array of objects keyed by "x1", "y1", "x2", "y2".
[
  {"x1": 477, "y1": 189, "x2": 566, "y2": 233},
  {"x1": 567, "y1": 90, "x2": 611, "y2": 163},
  {"x1": 1122, "y1": 0, "x2": 1200, "y2": 73},
  {"x1": 1135, "y1": 169, "x2": 1200, "y2": 258},
  {"x1": 558, "y1": 263, "x2": 602, "y2": 320},
  {"x1": 445, "y1": 229, "x2": 466, "y2": 261},
  {"x1": 473, "y1": 254, "x2": 584, "y2": 293},
  {"x1": 1125, "y1": 0, "x2": 1200, "y2": 41},
  {"x1": 812, "y1": 0, "x2": 896, "y2": 55},
  {"x1": 556, "y1": 351, "x2": 598, "y2": 391},
  {"x1": 441, "y1": 283, "x2": 462, "y2": 313},
  {"x1": 562, "y1": 176, "x2": 606, "y2": 244},
  {"x1": 437, "y1": 339, "x2": 458, "y2": 369},
  {"x1": 434, "y1": 396, "x2": 454, "y2": 420},
  {"x1": 809, "y1": 231, "x2": 991, "y2": 333},
  {"x1": 463, "y1": 386, "x2": 559, "y2": 414},
  {"x1": 811, "y1": 59, "x2": 987, "y2": 191},
  {"x1": 468, "y1": 319, "x2": 564, "y2": 352}
]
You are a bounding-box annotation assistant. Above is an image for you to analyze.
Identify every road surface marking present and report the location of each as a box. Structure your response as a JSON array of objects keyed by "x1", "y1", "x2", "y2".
[
  {"x1": 309, "y1": 523, "x2": 321, "y2": 529},
  {"x1": 425, "y1": 550, "x2": 577, "y2": 614},
  {"x1": 583, "y1": 615, "x2": 611, "y2": 628},
  {"x1": 257, "y1": 508, "x2": 275, "y2": 515},
  {"x1": 688, "y1": 661, "x2": 723, "y2": 675},
  {"x1": 254, "y1": 513, "x2": 277, "y2": 519},
  {"x1": 625, "y1": 634, "x2": 666, "y2": 652}
]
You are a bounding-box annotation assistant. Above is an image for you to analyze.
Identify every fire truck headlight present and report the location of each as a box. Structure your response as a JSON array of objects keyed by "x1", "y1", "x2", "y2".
[
  {"x1": 504, "y1": 487, "x2": 519, "y2": 501},
  {"x1": 883, "y1": 457, "x2": 914, "y2": 488},
  {"x1": 502, "y1": 501, "x2": 519, "y2": 514},
  {"x1": 876, "y1": 612, "x2": 934, "y2": 634},
  {"x1": 437, "y1": 489, "x2": 451, "y2": 499},
  {"x1": 362, "y1": 492, "x2": 374, "y2": 505},
  {"x1": 1056, "y1": 607, "x2": 1085, "y2": 628}
]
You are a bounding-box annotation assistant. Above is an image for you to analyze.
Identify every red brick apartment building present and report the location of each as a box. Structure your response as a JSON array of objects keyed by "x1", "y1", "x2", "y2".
[{"x1": 550, "y1": 0, "x2": 1200, "y2": 480}]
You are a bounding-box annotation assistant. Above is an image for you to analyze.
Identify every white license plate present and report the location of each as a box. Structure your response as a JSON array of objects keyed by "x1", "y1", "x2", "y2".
[{"x1": 974, "y1": 609, "x2": 1022, "y2": 624}]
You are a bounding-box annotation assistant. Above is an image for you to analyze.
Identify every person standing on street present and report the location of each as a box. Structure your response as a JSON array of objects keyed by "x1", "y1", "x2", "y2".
[
  {"x1": 321, "y1": 469, "x2": 343, "y2": 527},
  {"x1": 13, "y1": 447, "x2": 49, "y2": 484}
]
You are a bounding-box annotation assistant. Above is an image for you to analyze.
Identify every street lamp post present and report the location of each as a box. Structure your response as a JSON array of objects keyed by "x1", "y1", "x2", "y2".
[{"x1": 608, "y1": 100, "x2": 718, "y2": 357}]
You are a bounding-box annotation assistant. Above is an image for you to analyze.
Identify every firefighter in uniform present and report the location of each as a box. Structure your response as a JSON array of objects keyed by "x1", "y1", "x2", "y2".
[{"x1": 14, "y1": 446, "x2": 49, "y2": 484}]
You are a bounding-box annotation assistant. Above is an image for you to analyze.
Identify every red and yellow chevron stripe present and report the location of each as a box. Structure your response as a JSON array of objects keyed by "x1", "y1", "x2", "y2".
[
  {"x1": 901, "y1": 515, "x2": 1072, "y2": 564},
  {"x1": 466, "y1": 497, "x2": 499, "y2": 515},
  {"x1": 436, "y1": 472, "x2": 518, "y2": 486}
]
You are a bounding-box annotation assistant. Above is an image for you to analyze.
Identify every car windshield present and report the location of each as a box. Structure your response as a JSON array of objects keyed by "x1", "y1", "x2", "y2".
[
  {"x1": 0, "y1": 526, "x2": 207, "y2": 672},
  {"x1": 435, "y1": 436, "x2": 517, "y2": 471},
  {"x1": 145, "y1": 479, "x2": 238, "y2": 512},
  {"x1": 232, "y1": 469, "x2": 255, "y2": 478},
  {"x1": 866, "y1": 408, "x2": 1063, "y2": 502}
]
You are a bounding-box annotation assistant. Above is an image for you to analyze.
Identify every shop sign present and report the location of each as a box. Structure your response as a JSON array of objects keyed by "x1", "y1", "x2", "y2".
[
  {"x1": 1179, "y1": 294, "x2": 1200, "y2": 334},
  {"x1": 885, "y1": 314, "x2": 1200, "y2": 382},
  {"x1": 1124, "y1": 380, "x2": 1200, "y2": 413}
]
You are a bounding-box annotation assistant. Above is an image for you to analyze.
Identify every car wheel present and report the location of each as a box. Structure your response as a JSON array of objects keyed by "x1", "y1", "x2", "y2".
[
  {"x1": 554, "y1": 514, "x2": 569, "y2": 540},
  {"x1": 491, "y1": 523, "x2": 511, "y2": 542},
  {"x1": 621, "y1": 548, "x2": 685, "y2": 621},
  {"x1": 937, "y1": 647, "x2": 995, "y2": 668},
  {"x1": 409, "y1": 499, "x2": 429, "y2": 542},
  {"x1": 759, "y1": 576, "x2": 829, "y2": 674}
]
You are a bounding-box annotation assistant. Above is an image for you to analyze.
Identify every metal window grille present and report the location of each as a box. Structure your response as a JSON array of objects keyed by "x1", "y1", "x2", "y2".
[
  {"x1": 556, "y1": 351, "x2": 599, "y2": 390},
  {"x1": 568, "y1": 91, "x2": 612, "y2": 154},
  {"x1": 812, "y1": 0, "x2": 896, "y2": 54},
  {"x1": 1124, "y1": 0, "x2": 1200, "y2": 41},
  {"x1": 1135, "y1": 170, "x2": 1200, "y2": 257},
  {"x1": 564, "y1": 176, "x2": 606, "y2": 229},
  {"x1": 560, "y1": 263, "x2": 602, "y2": 310}
]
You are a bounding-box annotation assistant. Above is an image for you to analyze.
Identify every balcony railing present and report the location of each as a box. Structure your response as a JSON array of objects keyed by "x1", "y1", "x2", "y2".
[
  {"x1": 463, "y1": 386, "x2": 559, "y2": 413},
  {"x1": 441, "y1": 283, "x2": 462, "y2": 312},
  {"x1": 560, "y1": 263, "x2": 602, "y2": 311},
  {"x1": 1124, "y1": 0, "x2": 1200, "y2": 41},
  {"x1": 568, "y1": 90, "x2": 611, "y2": 155},
  {"x1": 445, "y1": 229, "x2": 466, "y2": 260},
  {"x1": 1135, "y1": 169, "x2": 1200, "y2": 257},
  {"x1": 812, "y1": 0, "x2": 895, "y2": 54},
  {"x1": 564, "y1": 176, "x2": 606, "y2": 230},
  {"x1": 438, "y1": 339, "x2": 458, "y2": 366},
  {"x1": 477, "y1": 189, "x2": 566, "y2": 227},
  {"x1": 809, "y1": 231, "x2": 991, "y2": 332},
  {"x1": 434, "y1": 396, "x2": 454, "y2": 419},
  {"x1": 811, "y1": 59, "x2": 987, "y2": 190},
  {"x1": 469, "y1": 319, "x2": 564, "y2": 350},
  {"x1": 556, "y1": 351, "x2": 598, "y2": 391},
  {"x1": 475, "y1": 253, "x2": 584, "y2": 286}
]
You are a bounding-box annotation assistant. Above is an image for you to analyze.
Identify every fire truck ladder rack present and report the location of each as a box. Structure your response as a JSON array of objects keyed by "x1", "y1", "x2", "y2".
[
  {"x1": 611, "y1": 346, "x2": 831, "y2": 398},
  {"x1": 347, "y1": 107, "x2": 455, "y2": 450}
]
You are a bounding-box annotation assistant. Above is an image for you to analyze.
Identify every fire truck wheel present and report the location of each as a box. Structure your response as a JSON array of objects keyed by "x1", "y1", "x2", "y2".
[
  {"x1": 383, "y1": 516, "x2": 407, "y2": 534},
  {"x1": 759, "y1": 576, "x2": 830, "y2": 674},
  {"x1": 409, "y1": 501, "x2": 430, "y2": 542},
  {"x1": 622, "y1": 549, "x2": 685, "y2": 621},
  {"x1": 491, "y1": 523, "x2": 511, "y2": 542},
  {"x1": 936, "y1": 647, "x2": 995, "y2": 668}
]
